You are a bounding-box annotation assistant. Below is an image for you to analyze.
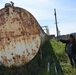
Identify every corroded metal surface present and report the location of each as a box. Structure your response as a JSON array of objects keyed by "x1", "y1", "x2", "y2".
[{"x1": 0, "y1": 6, "x2": 47, "y2": 67}]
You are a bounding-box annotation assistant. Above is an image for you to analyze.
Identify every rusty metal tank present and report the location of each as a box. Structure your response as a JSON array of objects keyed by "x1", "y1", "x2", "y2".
[{"x1": 0, "y1": 4, "x2": 48, "y2": 67}]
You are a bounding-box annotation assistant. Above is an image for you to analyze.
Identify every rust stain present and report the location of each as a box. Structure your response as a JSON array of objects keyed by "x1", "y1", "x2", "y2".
[
  {"x1": 12, "y1": 18, "x2": 20, "y2": 22},
  {"x1": 21, "y1": 55, "x2": 27, "y2": 64},
  {"x1": 27, "y1": 52, "x2": 30, "y2": 56},
  {"x1": 1, "y1": 56, "x2": 8, "y2": 64},
  {"x1": 5, "y1": 7, "x2": 9, "y2": 15},
  {"x1": 8, "y1": 59, "x2": 12, "y2": 62},
  {"x1": 0, "y1": 13, "x2": 5, "y2": 25},
  {"x1": 32, "y1": 51, "x2": 36, "y2": 56},
  {"x1": 13, "y1": 55, "x2": 20, "y2": 63},
  {"x1": 0, "y1": 6, "x2": 47, "y2": 67}
]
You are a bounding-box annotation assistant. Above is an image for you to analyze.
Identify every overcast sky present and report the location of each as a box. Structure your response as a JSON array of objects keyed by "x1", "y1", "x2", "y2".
[{"x1": 0, "y1": 0, "x2": 76, "y2": 36}]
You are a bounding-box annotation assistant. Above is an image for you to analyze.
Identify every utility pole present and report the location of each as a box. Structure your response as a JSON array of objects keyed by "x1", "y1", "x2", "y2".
[{"x1": 54, "y1": 8, "x2": 59, "y2": 37}]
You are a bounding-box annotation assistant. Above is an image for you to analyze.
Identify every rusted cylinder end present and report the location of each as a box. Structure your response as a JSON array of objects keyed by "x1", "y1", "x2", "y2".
[{"x1": 0, "y1": 6, "x2": 47, "y2": 67}]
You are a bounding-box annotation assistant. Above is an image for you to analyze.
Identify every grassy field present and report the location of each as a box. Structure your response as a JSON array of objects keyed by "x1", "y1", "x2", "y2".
[{"x1": 50, "y1": 39, "x2": 76, "y2": 75}]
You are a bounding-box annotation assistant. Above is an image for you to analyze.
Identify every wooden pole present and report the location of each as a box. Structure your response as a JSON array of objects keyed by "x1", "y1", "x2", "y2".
[{"x1": 54, "y1": 8, "x2": 59, "y2": 38}]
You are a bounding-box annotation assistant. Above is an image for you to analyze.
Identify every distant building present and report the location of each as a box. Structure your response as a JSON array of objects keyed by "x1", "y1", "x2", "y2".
[{"x1": 49, "y1": 35, "x2": 55, "y2": 39}]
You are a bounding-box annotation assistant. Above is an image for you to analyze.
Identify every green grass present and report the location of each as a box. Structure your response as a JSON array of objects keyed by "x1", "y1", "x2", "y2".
[
  {"x1": 50, "y1": 39, "x2": 68, "y2": 63},
  {"x1": 50, "y1": 39, "x2": 76, "y2": 75}
]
